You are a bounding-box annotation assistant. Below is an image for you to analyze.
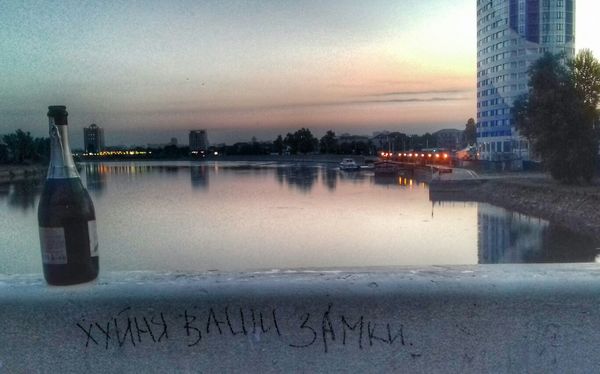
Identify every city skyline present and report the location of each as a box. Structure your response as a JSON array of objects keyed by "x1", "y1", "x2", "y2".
[{"x1": 1, "y1": 0, "x2": 599, "y2": 148}]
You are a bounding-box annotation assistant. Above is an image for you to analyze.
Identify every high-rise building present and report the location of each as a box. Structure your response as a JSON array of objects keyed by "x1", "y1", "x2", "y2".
[
  {"x1": 189, "y1": 130, "x2": 209, "y2": 152},
  {"x1": 84, "y1": 123, "x2": 105, "y2": 153},
  {"x1": 476, "y1": 0, "x2": 575, "y2": 161}
]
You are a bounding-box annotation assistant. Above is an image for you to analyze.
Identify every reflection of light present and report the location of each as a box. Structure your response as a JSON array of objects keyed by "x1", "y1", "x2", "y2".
[
  {"x1": 443, "y1": 154, "x2": 448, "y2": 159},
  {"x1": 409, "y1": 180, "x2": 413, "y2": 186},
  {"x1": 435, "y1": 154, "x2": 440, "y2": 158}
]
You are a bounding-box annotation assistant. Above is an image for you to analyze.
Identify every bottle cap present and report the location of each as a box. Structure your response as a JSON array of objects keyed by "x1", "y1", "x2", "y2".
[{"x1": 47, "y1": 106, "x2": 68, "y2": 125}]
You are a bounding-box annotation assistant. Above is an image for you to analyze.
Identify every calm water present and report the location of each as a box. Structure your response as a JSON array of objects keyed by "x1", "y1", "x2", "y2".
[{"x1": 1, "y1": 161, "x2": 598, "y2": 275}]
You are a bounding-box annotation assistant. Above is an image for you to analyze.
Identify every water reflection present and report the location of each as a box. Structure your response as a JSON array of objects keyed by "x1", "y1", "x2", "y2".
[
  {"x1": 322, "y1": 167, "x2": 337, "y2": 191},
  {"x1": 477, "y1": 204, "x2": 599, "y2": 263},
  {"x1": 275, "y1": 165, "x2": 319, "y2": 192},
  {"x1": 5, "y1": 179, "x2": 42, "y2": 211},
  {"x1": 2, "y1": 161, "x2": 599, "y2": 272},
  {"x1": 85, "y1": 163, "x2": 107, "y2": 194},
  {"x1": 190, "y1": 166, "x2": 209, "y2": 190}
]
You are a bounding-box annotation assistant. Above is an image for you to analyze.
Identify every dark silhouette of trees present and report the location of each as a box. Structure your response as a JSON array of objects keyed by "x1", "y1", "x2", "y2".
[
  {"x1": 1, "y1": 129, "x2": 50, "y2": 164},
  {"x1": 319, "y1": 130, "x2": 338, "y2": 154},
  {"x1": 283, "y1": 128, "x2": 318, "y2": 154},
  {"x1": 273, "y1": 135, "x2": 284, "y2": 155},
  {"x1": 514, "y1": 52, "x2": 600, "y2": 183},
  {"x1": 464, "y1": 118, "x2": 477, "y2": 146}
]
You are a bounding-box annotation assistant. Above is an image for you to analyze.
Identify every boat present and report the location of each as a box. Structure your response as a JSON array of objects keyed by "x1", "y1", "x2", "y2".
[{"x1": 339, "y1": 158, "x2": 361, "y2": 171}]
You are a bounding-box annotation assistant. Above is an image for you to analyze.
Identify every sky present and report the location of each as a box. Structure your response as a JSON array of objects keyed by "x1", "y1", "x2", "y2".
[{"x1": 1, "y1": 0, "x2": 599, "y2": 147}]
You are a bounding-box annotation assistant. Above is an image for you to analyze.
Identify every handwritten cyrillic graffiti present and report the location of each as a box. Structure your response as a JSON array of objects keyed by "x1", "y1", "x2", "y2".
[{"x1": 75, "y1": 304, "x2": 410, "y2": 353}]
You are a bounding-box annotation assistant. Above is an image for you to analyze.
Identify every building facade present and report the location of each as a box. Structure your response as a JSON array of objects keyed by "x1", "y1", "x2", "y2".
[
  {"x1": 476, "y1": 0, "x2": 575, "y2": 161},
  {"x1": 84, "y1": 124, "x2": 105, "y2": 153},
  {"x1": 434, "y1": 129, "x2": 464, "y2": 150},
  {"x1": 189, "y1": 130, "x2": 209, "y2": 152}
]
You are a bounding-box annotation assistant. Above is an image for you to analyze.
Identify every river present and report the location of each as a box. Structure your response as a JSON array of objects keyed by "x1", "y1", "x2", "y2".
[{"x1": 0, "y1": 161, "x2": 598, "y2": 275}]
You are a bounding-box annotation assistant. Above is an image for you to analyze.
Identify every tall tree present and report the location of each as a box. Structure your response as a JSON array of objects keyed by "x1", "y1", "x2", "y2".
[
  {"x1": 294, "y1": 128, "x2": 318, "y2": 154},
  {"x1": 283, "y1": 132, "x2": 297, "y2": 154},
  {"x1": 319, "y1": 130, "x2": 338, "y2": 154},
  {"x1": 464, "y1": 118, "x2": 477, "y2": 146},
  {"x1": 514, "y1": 53, "x2": 598, "y2": 183},
  {"x1": 273, "y1": 134, "x2": 284, "y2": 155}
]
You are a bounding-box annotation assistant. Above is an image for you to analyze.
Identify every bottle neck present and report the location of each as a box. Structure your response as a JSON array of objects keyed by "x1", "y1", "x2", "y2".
[{"x1": 47, "y1": 118, "x2": 79, "y2": 179}]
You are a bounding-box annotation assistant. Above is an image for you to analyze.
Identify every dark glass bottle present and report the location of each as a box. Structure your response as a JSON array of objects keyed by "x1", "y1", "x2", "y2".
[{"x1": 38, "y1": 106, "x2": 99, "y2": 285}]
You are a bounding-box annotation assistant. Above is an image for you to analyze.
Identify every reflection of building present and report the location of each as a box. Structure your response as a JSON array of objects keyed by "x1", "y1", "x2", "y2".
[
  {"x1": 189, "y1": 130, "x2": 209, "y2": 152},
  {"x1": 84, "y1": 163, "x2": 107, "y2": 194},
  {"x1": 190, "y1": 166, "x2": 209, "y2": 190},
  {"x1": 84, "y1": 124, "x2": 105, "y2": 153},
  {"x1": 478, "y1": 204, "x2": 547, "y2": 263},
  {"x1": 434, "y1": 129, "x2": 463, "y2": 151},
  {"x1": 476, "y1": 0, "x2": 575, "y2": 161}
]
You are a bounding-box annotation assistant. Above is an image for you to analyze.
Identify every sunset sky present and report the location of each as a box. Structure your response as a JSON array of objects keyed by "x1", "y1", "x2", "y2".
[{"x1": 1, "y1": 0, "x2": 599, "y2": 147}]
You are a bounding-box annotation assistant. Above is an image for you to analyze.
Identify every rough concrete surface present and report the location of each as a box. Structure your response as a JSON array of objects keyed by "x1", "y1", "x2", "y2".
[{"x1": 2, "y1": 265, "x2": 600, "y2": 373}]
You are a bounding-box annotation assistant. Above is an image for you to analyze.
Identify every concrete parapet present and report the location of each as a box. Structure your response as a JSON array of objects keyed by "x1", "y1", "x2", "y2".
[{"x1": 2, "y1": 265, "x2": 600, "y2": 373}]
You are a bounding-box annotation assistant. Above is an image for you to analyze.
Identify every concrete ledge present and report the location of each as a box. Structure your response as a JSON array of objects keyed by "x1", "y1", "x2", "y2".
[{"x1": 2, "y1": 265, "x2": 600, "y2": 373}]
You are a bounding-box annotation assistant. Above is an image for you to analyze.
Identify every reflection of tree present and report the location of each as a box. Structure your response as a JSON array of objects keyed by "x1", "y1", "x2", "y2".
[
  {"x1": 477, "y1": 204, "x2": 600, "y2": 264},
  {"x1": 0, "y1": 184, "x2": 9, "y2": 198},
  {"x1": 275, "y1": 165, "x2": 318, "y2": 192},
  {"x1": 536, "y1": 224, "x2": 599, "y2": 263},
  {"x1": 84, "y1": 164, "x2": 107, "y2": 194},
  {"x1": 8, "y1": 179, "x2": 41, "y2": 211},
  {"x1": 190, "y1": 166, "x2": 209, "y2": 191},
  {"x1": 322, "y1": 167, "x2": 337, "y2": 191}
]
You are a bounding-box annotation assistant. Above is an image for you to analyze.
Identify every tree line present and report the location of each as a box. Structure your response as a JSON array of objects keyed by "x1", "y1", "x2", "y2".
[
  {"x1": 218, "y1": 128, "x2": 445, "y2": 156},
  {"x1": 0, "y1": 130, "x2": 50, "y2": 164}
]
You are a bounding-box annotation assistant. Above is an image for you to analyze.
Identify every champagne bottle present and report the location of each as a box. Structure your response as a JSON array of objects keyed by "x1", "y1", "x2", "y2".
[{"x1": 38, "y1": 105, "x2": 99, "y2": 285}]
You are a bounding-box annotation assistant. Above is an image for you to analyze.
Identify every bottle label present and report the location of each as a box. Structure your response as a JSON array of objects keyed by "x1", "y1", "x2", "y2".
[
  {"x1": 39, "y1": 227, "x2": 68, "y2": 264},
  {"x1": 88, "y1": 220, "x2": 99, "y2": 257},
  {"x1": 39, "y1": 220, "x2": 99, "y2": 264}
]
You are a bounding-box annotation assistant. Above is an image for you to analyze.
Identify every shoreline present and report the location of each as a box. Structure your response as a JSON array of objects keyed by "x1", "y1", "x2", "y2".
[{"x1": 432, "y1": 176, "x2": 600, "y2": 240}]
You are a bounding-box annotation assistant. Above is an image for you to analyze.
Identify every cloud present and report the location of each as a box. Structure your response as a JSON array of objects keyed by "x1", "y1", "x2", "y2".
[{"x1": 368, "y1": 89, "x2": 474, "y2": 97}]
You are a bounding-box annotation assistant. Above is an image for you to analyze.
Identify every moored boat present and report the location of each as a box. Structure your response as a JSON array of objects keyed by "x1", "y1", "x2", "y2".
[{"x1": 339, "y1": 158, "x2": 361, "y2": 171}]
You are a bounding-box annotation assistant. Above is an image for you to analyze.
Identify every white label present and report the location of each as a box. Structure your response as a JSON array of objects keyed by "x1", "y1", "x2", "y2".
[
  {"x1": 39, "y1": 227, "x2": 67, "y2": 264},
  {"x1": 88, "y1": 220, "x2": 99, "y2": 257}
]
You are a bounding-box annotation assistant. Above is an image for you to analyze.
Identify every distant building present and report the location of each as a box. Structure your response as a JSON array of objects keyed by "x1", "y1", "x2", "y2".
[
  {"x1": 170, "y1": 137, "x2": 178, "y2": 146},
  {"x1": 434, "y1": 129, "x2": 463, "y2": 151},
  {"x1": 189, "y1": 130, "x2": 209, "y2": 152},
  {"x1": 476, "y1": 0, "x2": 575, "y2": 161},
  {"x1": 84, "y1": 124, "x2": 105, "y2": 153}
]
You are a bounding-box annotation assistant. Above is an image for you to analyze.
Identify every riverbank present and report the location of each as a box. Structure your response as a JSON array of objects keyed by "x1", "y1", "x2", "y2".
[
  {"x1": 0, "y1": 165, "x2": 46, "y2": 184},
  {"x1": 433, "y1": 174, "x2": 600, "y2": 239}
]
